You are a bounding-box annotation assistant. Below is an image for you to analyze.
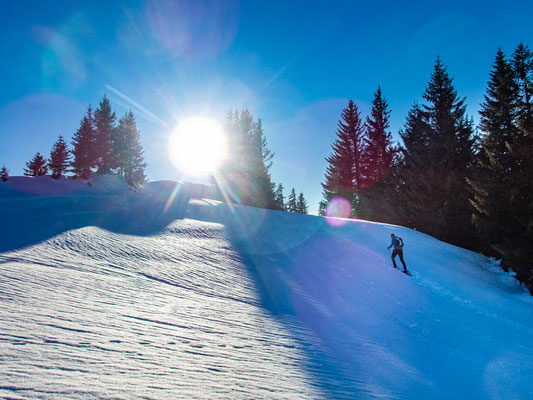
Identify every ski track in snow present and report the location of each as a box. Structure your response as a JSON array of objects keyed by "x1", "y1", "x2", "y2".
[{"x1": 1, "y1": 177, "x2": 533, "y2": 399}]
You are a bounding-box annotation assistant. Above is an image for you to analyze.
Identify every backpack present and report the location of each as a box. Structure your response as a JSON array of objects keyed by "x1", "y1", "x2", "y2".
[{"x1": 395, "y1": 237, "x2": 404, "y2": 248}]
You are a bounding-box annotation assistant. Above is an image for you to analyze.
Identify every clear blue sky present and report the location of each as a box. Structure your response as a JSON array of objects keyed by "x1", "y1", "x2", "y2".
[{"x1": 1, "y1": 0, "x2": 532, "y2": 212}]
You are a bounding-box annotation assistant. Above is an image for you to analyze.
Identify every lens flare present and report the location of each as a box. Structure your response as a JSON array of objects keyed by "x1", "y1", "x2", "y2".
[
  {"x1": 146, "y1": 0, "x2": 240, "y2": 60},
  {"x1": 168, "y1": 117, "x2": 228, "y2": 177},
  {"x1": 325, "y1": 197, "x2": 352, "y2": 226}
]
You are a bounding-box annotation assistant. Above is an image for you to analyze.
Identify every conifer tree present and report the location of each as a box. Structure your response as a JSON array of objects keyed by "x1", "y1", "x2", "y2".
[
  {"x1": 398, "y1": 58, "x2": 475, "y2": 247},
  {"x1": 287, "y1": 188, "x2": 298, "y2": 213},
  {"x1": 71, "y1": 107, "x2": 96, "y2": 179},
  {"x1": 1, "y1": 165, "x2": 9, "y2": 181},
  {"x1": 470, "y1": 45, "x2": 533, "y2": 290},
  {"x1": 470, "y1": 49, "x2": 519, "y2": 256},
  {"x1": 319, "y1": 100, "x2": 364, "y2": 215},
  {"x1": 219, "y1": 110, "x2": 252, "y2": 204},
  {"x1": 274, "y1": 183, "x2": 286, "y2": 211},
  {"x1": 24, "y1": 152, "x2": 48, "y2": 176},
  {"x1": 296, "y1": 191, "x2": 309, "y2": 214},
  {"x1": 94, "y1": 95, "x2": 116, "y2": 174},
  {"x1": 512, "y1": 43, "x2": 533, "y2": 135},
  {"x1": 496, "y1": 44, "x2": 533, "y2": 288},
  {"x1": 397, "y1": 104, "x2": 434, "y2": 229},
  {"x1": 219, "y1": 109, "x2": 276, "y2": 209},
  {"x1": 249, "y1": 118, "x2": 276, "y2": 208},
  {"x1": 49, "y1": 135, "x2": 70, "y2": 179},
  {"x1": 114, "y1": 111, "x2": 147, "y2": 186},
  {"x1": 358, "y1": 87, "x2": 397, "y2": 222}
]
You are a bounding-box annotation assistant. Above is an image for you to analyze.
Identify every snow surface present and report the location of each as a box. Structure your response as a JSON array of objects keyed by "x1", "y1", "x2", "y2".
[{"x1": 1, "y1": 176, "x2": 532, "y2": 399}]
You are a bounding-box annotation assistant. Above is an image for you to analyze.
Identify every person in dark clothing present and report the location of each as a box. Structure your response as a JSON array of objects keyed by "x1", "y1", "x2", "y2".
[{"x1": 387, "y1": 234, "x2": 408, "y2": 273}]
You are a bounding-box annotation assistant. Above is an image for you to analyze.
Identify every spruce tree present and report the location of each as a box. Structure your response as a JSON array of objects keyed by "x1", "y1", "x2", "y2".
[
  {"x1": 397, "y1": 104, "x2": 433, "y2": 229},
  {"x1": 1, "y1": 165, "x2": 9, "y2": 181},
  {"x1": 287, "y1": 188, "x2": 298, "y2": 213},
  {"x1": 114, "y1": 111, "x2": 147, "y2": 186},
  {"x1": 249, "y1": 118, "x2": 276, "y2": 209},
  {"x1": 94, "y1": 95, "x2": 116, "y2": 174},
  {"x1": 24, "y1": 152, "x2": 48, "y2": 176},
  {"x1": 512, "y1": 43, "x2": 533, "y2": 135},
  {"x1": 398, "y1": 58, "x2": 475, "y2": 247},
  {"x1": 219, "y1": 110, "x2": 253, "y2": 205},
  {"x1": 219, "y1": 109, "x2": 276, "y2": 209},
  {"x1": 319, "y1": 100, "x2": 364, "y2": 216},
  {"x1": 470, "y1": 49, "x2": 519, "y2": 256},
  {"x1": 71, "y1": 107, "x2": 96, "y2": 179},
  {"x1": 296, "y1": 191, "x2": 309, "y2": 214},
  {"x1": 49, "y1": 135, "x2": 70, "y2": 179},
  {"x1": 499, "y1": 44, "x2": 533, "y2": 288},
  {"x1": 358, "y1": 87, "x2": 397, "y2": 222},
  {"x1": 274, "y1": 183, "x2": 286, "y2": 211}
]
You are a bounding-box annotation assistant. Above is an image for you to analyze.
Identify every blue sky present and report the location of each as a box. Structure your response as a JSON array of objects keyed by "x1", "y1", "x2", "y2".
[{"x1": 1, "y1": 0, "x2": 532, "y2": 212}]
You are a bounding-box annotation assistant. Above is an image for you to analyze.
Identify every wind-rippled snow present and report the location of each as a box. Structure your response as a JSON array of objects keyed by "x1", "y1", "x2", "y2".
[{"x1": 0, "y1": 219, "x2": 322, "y2": 399}]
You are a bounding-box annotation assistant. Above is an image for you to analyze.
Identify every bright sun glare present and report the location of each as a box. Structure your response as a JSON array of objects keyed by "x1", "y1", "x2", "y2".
[{"x1": 168, "y1": 117, "x2": 228, "y2": 177}]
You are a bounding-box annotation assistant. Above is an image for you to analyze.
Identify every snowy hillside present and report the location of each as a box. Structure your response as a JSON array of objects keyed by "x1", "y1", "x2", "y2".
[{"x1": 1, "y1": 176, "x2": 532, "y2": 399}]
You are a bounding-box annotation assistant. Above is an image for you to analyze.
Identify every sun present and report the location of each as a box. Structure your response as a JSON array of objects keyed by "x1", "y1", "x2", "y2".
[{"x1": 168, "y1": 117, "x2": 228, "y2": 176}]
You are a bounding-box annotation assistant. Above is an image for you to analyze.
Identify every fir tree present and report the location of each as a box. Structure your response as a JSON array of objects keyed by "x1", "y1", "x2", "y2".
[
  {"x1": 49, "y1": 135, "x2": 70, "y2": 179},
  {"x1": 296, "y1": 191, "x2": 309, "y2": 214},
  {"x1": 71, "y1": 107, "x2": 96, "y2": 179},
  {"x1": 1, "y1": 165, "x2": 9, "y2": 181},
  {"x1": 398, "y1": 58, "x2": 475, "y2": 247},
  {"x1": 94, "y1": 95, "x2": 116, "y2": 174},
  {"x1": 358, "y1": 87, "x2": 397, "y2": 222},
  {"x1": 319, "y1": 100, "x2": 364, "y2": 215},
  {"x1": 24, "y1": 152, "x2": 48, "y2": 176},
  {"x1": 287, "y1": 188, "x2": 298, "y2": 213},
  {"x1": 114, "y1": 111, "x2": 147, "y2": 186},
  {"x1": 274, "y1": 183, "x2": 286, "y2": 211}
]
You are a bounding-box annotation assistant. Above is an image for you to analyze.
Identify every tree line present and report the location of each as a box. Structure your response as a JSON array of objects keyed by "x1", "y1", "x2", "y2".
[
  {"x1": 320, "y1": 43, "x2": 533, "y2": 293},
  {"x1": 3, "y1": 95, "x2": 147, "y2": 186}
]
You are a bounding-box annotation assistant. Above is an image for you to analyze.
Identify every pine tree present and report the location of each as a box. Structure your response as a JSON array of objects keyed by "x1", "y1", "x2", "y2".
[
  {"x1": 24, "y1": 152, "x2": 48, "y2": 176},
  {"x1": 114, "y1": 111, "x2": 147, "y2": 186},
  {"x1": 1, "y1": 165, "x2": 9, "y2": 181},
  {"x1": 49, "y1": 135, "x2": 70, "y2": 179},
  {"x1": 274, "y1": 183, "x2": 286, "y2": 211},
  {"x1": 296, "y1": 191, "x2": 309, "y2": 214},
  {"x1": 94, "y1": 95, "x2": 116, "y2": 174},
  {"x1": 319, "y1": 100, "x2": 364, "y2": 215},
  {"x1": 398, "y1": 58, "x2": 475, "y2": 247},
  {"x1": 358, "y1": 87, "x2": 397, "y2": 222},
  {"x1": 287, "y1": 188, "x2": 298, "y2": 213},
  {"x1": 71, "y1": 107, "x2": 96, "y2": 179}
]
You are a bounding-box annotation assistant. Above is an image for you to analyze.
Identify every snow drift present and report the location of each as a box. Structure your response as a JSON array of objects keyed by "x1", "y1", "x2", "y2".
[{"x1": 1, "y1": 176, "x2": 532, "y2": 399}]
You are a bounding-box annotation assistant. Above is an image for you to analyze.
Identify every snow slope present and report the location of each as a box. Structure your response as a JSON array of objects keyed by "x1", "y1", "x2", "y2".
[{"x1": 1, "y1": 176, "x2": 532, "y2": 399}]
